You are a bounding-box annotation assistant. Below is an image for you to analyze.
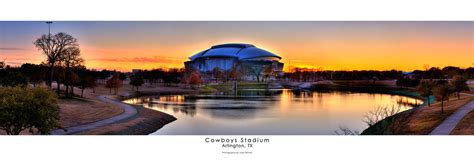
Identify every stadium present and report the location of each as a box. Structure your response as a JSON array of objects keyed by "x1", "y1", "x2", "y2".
[{"x1": 184, "y1": 43, "x2": 284, "y2": 81}]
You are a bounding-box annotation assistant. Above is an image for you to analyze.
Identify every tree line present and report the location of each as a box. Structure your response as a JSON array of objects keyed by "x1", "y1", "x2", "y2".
[{"x1": 283, "y1": 66, "x2": 474, "y2": 82}]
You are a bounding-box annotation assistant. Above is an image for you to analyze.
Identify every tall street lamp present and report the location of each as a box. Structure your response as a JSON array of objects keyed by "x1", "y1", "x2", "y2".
[{"x1": 46, "y1": 21, "x2": 53, "y2": 39}]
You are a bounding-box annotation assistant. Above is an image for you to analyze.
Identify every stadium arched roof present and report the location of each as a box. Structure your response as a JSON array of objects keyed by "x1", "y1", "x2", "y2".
[{"x1": 189, "y1": 43, "x2": 281, "y2": 61}]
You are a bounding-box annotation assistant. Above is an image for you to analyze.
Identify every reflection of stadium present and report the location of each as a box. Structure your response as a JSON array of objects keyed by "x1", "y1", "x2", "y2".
[{"x1": 184, "y1": 43, "x2": 284, "y2": 81}]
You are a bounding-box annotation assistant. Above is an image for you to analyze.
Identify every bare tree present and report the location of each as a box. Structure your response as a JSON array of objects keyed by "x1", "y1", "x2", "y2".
[
  {"x1": 363, "y1": 105, "x2": 402, "y2": 127},
  {"x1": 241, "y1": 63, "x2": 265, "y2": 82},
  {"x1": 334, "y1": 126, "x2": 360, "y2": 135},
  {"x1": 34, "y1": 32, "x2": 78, "y2": 94},
  {"x1": 361, "y1": 105, "x2": 414, "y2": 134}
]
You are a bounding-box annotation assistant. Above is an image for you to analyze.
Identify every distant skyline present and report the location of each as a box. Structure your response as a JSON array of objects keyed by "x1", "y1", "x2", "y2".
[{"x1": 0, "y1": 21, "x2": 472, "y2": 72}]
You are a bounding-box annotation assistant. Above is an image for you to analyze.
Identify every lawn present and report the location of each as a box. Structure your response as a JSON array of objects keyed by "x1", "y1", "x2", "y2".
[
  {"x1": 58, "y1": 97, "x2": 124, "y2": 128},
  {"x1": 451, "y1": 110, "x2": 474, "y2": 134},
  {"x1": 399, "y1": 94, "x2": 474, "y2": 134}
]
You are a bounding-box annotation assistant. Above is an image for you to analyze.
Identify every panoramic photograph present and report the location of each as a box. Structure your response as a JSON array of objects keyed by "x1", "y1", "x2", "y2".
[{"x1": 0, "y1": 21, "x2": 473, "y2": 135}]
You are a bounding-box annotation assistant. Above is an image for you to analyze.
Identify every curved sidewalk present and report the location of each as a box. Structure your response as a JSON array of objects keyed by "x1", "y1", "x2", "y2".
[
  {"x1": 430, "y1": 101, "x2": 474, "y2": 135},
  {"x1": 51, "y1": 95, "x2": 138, "y2": 135}
]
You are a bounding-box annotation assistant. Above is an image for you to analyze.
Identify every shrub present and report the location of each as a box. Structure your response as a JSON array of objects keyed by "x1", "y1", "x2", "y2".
[{"x1": 0, "y1": 87, "x2": 61, "y2": 135}]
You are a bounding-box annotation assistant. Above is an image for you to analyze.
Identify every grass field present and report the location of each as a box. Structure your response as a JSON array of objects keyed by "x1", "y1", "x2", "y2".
[{"x1": 58, "y1": 97, "x2": 124, "y2": 128}]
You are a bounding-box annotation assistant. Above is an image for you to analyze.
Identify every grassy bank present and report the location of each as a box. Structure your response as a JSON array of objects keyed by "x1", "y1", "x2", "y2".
[
  {"x1": 362, "y1": 94, "x2": 473, "y2": 135},
  {"x1": 451, "y1": 110, "x2": 474, "y2": 134},
  {"x1": 78, "y1": 105, "x2": 176, "y2": 135},
  {"x1": 204, "y1": 82, "x2": 269, "y2": 92}
]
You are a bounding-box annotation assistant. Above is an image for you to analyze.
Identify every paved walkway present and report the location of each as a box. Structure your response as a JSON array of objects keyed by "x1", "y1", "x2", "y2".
[
  {"x1": 51, "y1": 95, "x2": 138, "y2": 135},
  {"x1": 430, "y1": 101, "x2": 474, "y2": 135}
]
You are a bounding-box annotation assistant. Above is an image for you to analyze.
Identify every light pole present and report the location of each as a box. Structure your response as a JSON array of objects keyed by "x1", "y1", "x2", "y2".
[{"x1": 46, "y1": 21, "x2": 53, "y2": 39}]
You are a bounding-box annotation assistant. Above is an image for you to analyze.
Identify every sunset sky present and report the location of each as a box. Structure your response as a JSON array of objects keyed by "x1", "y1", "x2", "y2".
[{"x1": 0, "y1": 21, "x2": 472, "y2": 72}]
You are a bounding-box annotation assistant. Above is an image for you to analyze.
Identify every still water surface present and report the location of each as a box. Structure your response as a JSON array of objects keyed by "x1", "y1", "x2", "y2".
[{"x1": 123, "y1": 89, "x2": 422, "y2": 135}]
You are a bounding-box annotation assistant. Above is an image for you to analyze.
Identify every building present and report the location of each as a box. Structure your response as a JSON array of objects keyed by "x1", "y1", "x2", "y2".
[{"x1": 184, "y1": 43, "x2": 284, "y2": 81}]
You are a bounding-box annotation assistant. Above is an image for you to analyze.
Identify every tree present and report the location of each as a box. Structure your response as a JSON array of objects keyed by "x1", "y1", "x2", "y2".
[
  {"x1": 0, "y1": 71, "x2": 29, "y2": 87},
  {"x1": 433, "y1": 83, "x2": 453, "y2": 113},
  {"x1": 130, "y1": 75, "x2": 144, "y2": 91},
  {"x1": 450, "y1": 75, "x2": 469, "y2": 100},
  {"x1": 212, "y1": 67, "x2": 224, "y2": 82},
  {"x1": 34, "y1": 32, "x2": 79, "y2": 93},
  {"x1": 68, "y1": 72, "x2": 80, "y2": 96},
  {"x1": 188, "y1": 71, "x2": 203, "y2": 89},
  {"x1": 229, "y1": 64, "x2": 242, "y2": 81},
  {"x1": 78, "y1": 76, "x2": 96, "y2": 97},
  {"x1": 53, "y1": 65, "x2": 65, "y2": 94},
  {"x1": 427, "y1": 67, "x2": 443, "y2": 79},
  {"x1": 0, "y1": 87, "x2": 61, "y2": 135},
  {"x1": 20, "y1": 63, "x2": 47, "y2": 87},
  {"x1": 0, "y1": 61, "x2": 4, "y2": 69},
  {"x1": 442, "y1": 66, "x2": 462, "y2": 78},
  {"x1": 396, "y1": 77, "x2": 420, "y2": 88},
  {"x1": 416, "y1": 81, "x2": 434, "y2": 106},
  {"x1": 61, "y1": 46, "x2": 84, "y2": 97},
  {"x1": 105, "y1": 75, "x2": 123, "y2": 95},
  {"x1": 118, "y1": 73, "x2": 127, "y2": 81},
  {"x1": 263, "y1": 65, "x2": 275, "y2": 82},
  {"x1": 240, "y1": 63, "x2": 265, "y2": 82},
  {"x1": 105, "y1": 78, "x2": 113, "y2": 94}
]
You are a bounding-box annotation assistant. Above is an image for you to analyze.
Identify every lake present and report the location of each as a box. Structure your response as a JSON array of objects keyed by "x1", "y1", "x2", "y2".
[{"x1": 123, "y1": 89, "x2": 422, "y2": 135}]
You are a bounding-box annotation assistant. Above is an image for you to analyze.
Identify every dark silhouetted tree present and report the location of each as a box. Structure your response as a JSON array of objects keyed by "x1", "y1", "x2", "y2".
[
  {"x1": 416, "y1": 81, "x2": 434, "y2": 106},
  {"x1": 450, "y1": 75, "x2": 469, "y2": 100},
  {"x1": 0, "y1": 71, "x2": 28, "y2": 87},
  {"x1": 68, "y1": 72, "x2": 80, "y2": 96},
  {"x1": 130, "y1": 75, "x2": 144, "y2": 91},
  {"x1": 34, "y1": 32, "x2": 79, "y2": 93},
  {"x1": 78, "y1": 76, "x2": 96, "y2": 97},
  {"x1": 61, "y1": 47, "x2": 84, "y2": 97},
  {"x1": 118, "y1": 73, "x2": 127, "y2": 81},
  {"x1": 106, "y1": 75, "x2": 123, "y2": 95},
  {"x1": 396, "y1": 77, "x2": 420, "y2": 88},
  {"x1": 20, "y1": 63, "x2": 47, "y2": 87}
]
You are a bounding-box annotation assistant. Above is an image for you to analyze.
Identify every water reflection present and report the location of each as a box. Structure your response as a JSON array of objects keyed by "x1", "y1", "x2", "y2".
[{"x1": 123, "y1": 89, "x2": 422, "y2": 135}]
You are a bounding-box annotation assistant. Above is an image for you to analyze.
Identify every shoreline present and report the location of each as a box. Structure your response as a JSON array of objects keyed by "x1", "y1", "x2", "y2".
[
  {"x1": 303, "y1": 84, "x2": 429, "y2": 135},
  {"x1": 104, "y1": 88, "x2": 197, "y2": 135}
]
